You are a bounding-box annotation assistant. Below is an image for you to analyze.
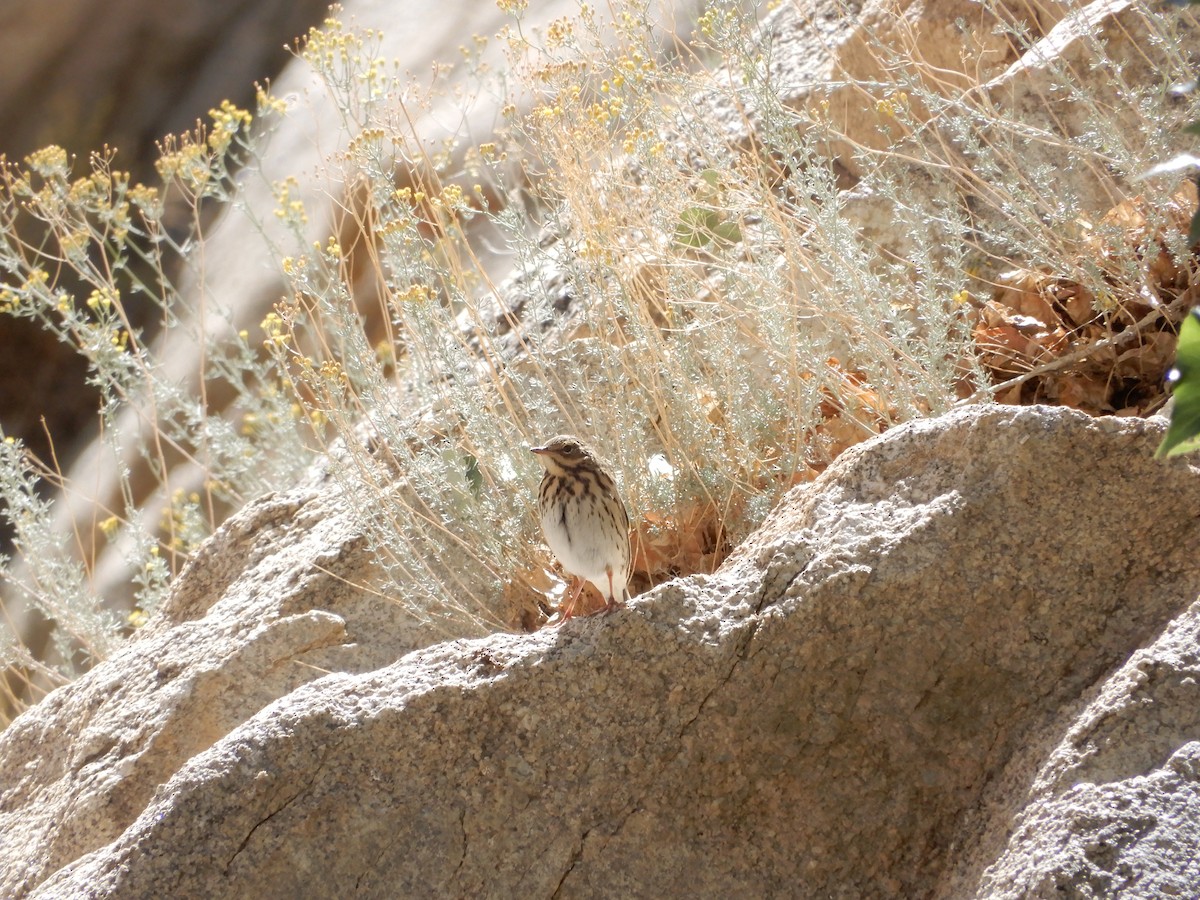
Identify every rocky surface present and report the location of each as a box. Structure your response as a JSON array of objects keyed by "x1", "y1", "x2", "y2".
[
  {"x1": 976, "y1": 601, "x2": 1200, "y2": 897},
  {"x1": 3, "y1": 404, "x2": 1200, "y2": 897}
]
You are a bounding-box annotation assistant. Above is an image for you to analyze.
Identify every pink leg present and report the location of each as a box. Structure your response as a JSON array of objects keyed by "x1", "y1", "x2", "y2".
[
  {"x1": 603, "y1": 569, "x2": 621, "y2": 614},
  {"x1": 557, "y1": 577, "x2": 586, "y2": 625}
]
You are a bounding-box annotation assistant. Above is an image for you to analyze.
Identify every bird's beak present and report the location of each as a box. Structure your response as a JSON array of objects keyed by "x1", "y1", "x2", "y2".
[{"x1": 531, "y1": 445, "x2": 548, "y2": 455}]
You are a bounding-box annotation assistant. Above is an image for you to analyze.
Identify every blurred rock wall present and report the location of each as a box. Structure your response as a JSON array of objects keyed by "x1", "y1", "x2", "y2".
[{"x1": 0, "y1": 0, "x2": 329, "y2": 467}]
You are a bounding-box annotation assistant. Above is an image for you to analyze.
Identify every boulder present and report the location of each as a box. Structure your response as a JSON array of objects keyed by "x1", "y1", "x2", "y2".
[
  {"x1": 4, "y1": 404, "x2": 1200, "y2": 897},
  {"x1": 976, "y1": 600, "x2": 1200, "y2": 897}
]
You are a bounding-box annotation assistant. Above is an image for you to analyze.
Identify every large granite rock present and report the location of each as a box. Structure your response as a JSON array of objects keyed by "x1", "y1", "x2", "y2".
[
  {"x1": 3, "y1": 404, "x2": 1200, "y2": 897},
  {"x1": 976, "y1": 601, "x2": 1200, "y2": 897}
]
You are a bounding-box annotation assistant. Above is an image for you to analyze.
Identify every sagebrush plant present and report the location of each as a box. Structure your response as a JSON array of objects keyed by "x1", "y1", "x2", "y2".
[
  {"x1": 0, "y1": 92, "x2": 320, "y2": 716},
  {"x1": 2, "y1": 0, "x2": 1197, "y2": 722}
]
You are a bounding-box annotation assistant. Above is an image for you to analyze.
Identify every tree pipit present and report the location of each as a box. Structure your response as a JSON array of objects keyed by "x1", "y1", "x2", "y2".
[{"x1": 531, "y1": 435, "x2": 631, "y2": 623}]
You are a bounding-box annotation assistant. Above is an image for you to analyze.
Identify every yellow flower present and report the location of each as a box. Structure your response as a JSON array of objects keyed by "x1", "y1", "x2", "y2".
[
  {"x1": 398, "y1": 284, "x2": 431, "y2": 303},
  {"x1": 86, "y1": 287, "x2": 118, "y2": 311},
  {"x1": 438, "y1": 184, "x2": 464, "y2": 208},
  {"x1": 25, "y1": 145, "x2": 68, "y2": 177},
  {"x1": 255, "y1": 83, "x2": 288, "y2": 116}
]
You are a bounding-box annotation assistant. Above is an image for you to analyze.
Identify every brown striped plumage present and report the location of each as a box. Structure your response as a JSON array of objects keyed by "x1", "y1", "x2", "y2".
[{"x1": 531, "y1": 435, "x2": 631, "y2": 623}]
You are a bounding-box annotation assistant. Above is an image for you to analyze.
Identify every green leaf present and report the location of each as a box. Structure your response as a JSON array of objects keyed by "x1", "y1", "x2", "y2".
[
  {"x1": 1190, "y1": 208, "x2": 1200, "y2": 246},
  {"x1": 673, "y1": 206, "x2": 717, "y2": 248},
  {"x1": 673, "y1": 205, "x2": 743, "y2": 249},
  {"x1": 1156, "y1": 308, "x2": 1200, "y2": 457},
  {"x1": 711, "y1": 220, "x2": 743, "y2": 245}
]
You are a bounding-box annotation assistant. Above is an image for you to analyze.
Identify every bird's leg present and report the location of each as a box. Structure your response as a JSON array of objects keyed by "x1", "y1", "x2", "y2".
[
  {"x1": 603, "y1": 568, "x2": 621, "y2": 614},
  {"x1": 557, "y1": 576, "x2": 586, "y2": 625}
]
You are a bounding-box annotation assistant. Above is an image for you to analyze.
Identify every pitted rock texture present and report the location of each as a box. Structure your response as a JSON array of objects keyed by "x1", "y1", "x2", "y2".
[{"x1": 4, "y1": 405, "x2": 1200, "y2": 897}]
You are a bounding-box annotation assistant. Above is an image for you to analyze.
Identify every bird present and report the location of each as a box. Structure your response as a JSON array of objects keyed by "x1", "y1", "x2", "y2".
[{"x1": 531, "y1": 434, "x2": 631, "y2": 623}]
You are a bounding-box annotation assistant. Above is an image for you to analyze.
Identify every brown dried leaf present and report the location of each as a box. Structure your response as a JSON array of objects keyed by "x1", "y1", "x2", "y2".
[
  {"x1": 1056, "y1": 282, "x2": 1096, "y2": 328},
  {"x1": 993, "y1": 269, "x2": 1058, "y2": 323},
  {"x1": 632, "y1": 500, "x2": 724, "y2": 578}
]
